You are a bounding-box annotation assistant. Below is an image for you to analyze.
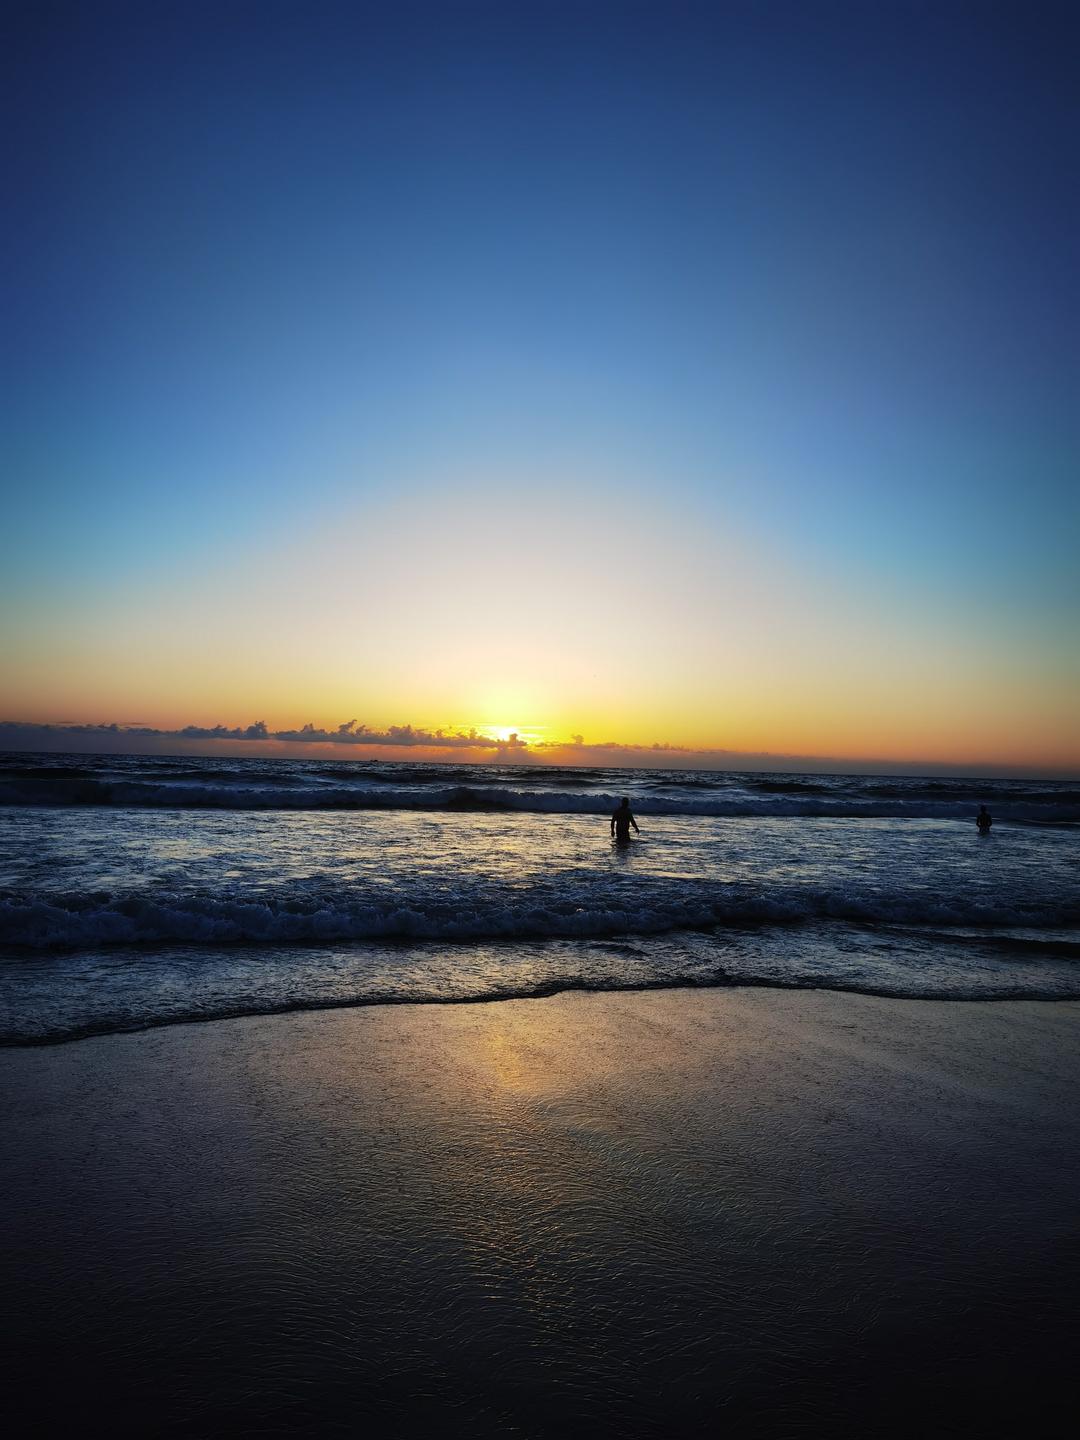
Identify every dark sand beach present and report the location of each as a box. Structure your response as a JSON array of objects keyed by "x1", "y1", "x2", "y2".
[{"x1": 3, "y1": 988, "x2": 1079, "y2": 1436}]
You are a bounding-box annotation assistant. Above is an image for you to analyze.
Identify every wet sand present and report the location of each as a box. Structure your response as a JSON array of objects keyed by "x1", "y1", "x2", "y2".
[{"x1": 3, "y1": 988, "x2": 1079, "y2": 1436}]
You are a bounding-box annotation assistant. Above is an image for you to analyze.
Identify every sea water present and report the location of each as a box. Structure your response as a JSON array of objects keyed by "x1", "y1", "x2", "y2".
[{"x1": 1, "y1": 752, "x2": 1077, "y2": 1044}]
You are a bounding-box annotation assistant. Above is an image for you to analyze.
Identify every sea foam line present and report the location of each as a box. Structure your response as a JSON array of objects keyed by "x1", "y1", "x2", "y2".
[
  {"x1": 1, "y1": 777, "x2": 1077, "y2": 823},
  {"x1": 4, "y1": 970, "x2": 1080, "y2": 1049},
  {"x1": 3, "y1": 887, "x2": 1077, "y2": 949}
]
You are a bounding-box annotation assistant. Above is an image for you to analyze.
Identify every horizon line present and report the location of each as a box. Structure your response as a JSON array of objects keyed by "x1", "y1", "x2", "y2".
[{"x1": 0, "y1": 719, "x2": 1076, "y2": 783}]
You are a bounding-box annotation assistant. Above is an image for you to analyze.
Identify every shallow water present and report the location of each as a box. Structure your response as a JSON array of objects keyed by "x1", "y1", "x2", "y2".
[{"x1": 1, "y1": 754, "x2": 1078, "y2": 1042}]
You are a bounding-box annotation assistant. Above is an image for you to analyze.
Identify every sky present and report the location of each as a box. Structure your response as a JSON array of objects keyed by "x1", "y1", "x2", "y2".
[{"x1": 1, "y1": 0, "x2": 1077, "y2": 775}]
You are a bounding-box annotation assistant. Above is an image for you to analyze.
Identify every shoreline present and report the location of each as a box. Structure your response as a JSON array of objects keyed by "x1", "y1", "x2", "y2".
[
  {"x1": 5, "y1": 974, "x2": 1080, "y2": 1051},
  {"x1": 3, "y1": 987, "x2": 1079, "y2": 1434}
]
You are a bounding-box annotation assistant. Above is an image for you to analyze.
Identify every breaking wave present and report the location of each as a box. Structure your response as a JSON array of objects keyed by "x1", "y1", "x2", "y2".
[
  {"x1": 1, "y1": 774, "x2": 1077, "y2": 823},
  {"x1": 4, "y1": 883, "x2": 1078, "y2": 951}
]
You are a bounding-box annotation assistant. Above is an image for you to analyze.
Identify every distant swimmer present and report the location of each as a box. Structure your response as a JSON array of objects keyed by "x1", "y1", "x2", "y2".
[
  {"x1": 976, "y1": 805, "x2": 993, "y2": 834},
  {"x1": 611, "y1": 797, "x2": 640, "y2": 844}
]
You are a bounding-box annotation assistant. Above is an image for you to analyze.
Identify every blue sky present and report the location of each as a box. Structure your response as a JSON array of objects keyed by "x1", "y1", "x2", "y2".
[{"x1": 2, "y1": 1, "x2": 1077, "y2": 771}]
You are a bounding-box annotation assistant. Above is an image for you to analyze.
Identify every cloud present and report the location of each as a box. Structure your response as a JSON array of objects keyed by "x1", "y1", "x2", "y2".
[
  {"x1": 178, "y1": 722, "x2": 270, "y2": 740},
  {"x1": 534, "y1": 736, "x2": 698, "y2": 755},
  {"x1": 0, "y1": 718, "x2": 844, "y2": 768},
  {"x1": 0, "y1": 719, "x2": 521, "y2": 751},
  {"x1": 271, "y1": 722, "x2": 513, "y2": 749},
  {"x1": 0, "y1": 719, "x2": 1070, "y2": 777},
  {"x1": 0, "y1": 719, "x2": 671, "y2": 760}
]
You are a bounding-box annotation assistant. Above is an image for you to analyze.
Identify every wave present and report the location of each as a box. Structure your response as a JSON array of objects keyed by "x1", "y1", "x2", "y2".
[
  {"x1": 2, "y1": 774, "x2": 1077, "y2": 823},
  {"x1": 3, "y1": 884, "x2": 1077, "y2": 950}
]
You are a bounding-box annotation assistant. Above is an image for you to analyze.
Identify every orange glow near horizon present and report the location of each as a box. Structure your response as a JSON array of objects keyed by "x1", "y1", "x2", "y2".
[{"x1": 2, "y1": 478, "x2": 1078, "y2": 776}]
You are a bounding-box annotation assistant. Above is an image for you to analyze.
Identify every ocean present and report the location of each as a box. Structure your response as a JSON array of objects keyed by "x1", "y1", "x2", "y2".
[{"x1": 1, "y1": 751, "x2": 1078, "y2": 1045}]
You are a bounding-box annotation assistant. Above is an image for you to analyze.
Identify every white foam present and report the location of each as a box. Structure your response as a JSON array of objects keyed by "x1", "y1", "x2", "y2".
[{"x1": 3, "y1": 884, "x2": 1075, "y2": 950}]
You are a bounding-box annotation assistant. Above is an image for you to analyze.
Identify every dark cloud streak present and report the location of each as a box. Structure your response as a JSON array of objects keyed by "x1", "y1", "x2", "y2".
[
  {"x1": 0, "y1": 719, "x2": 528, "y2": 751},
  {"x1": 0, "y1": 720, "x2": 1071, "y2": 778}
]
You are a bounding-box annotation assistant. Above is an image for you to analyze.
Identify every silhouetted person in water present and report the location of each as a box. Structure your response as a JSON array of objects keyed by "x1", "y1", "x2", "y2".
[
  {"x1": 976, "y1": 805, "x2": 993, "y2": 834},
  {"x1": 611, "y1": 797, "x2": 640, "y2": 843}
]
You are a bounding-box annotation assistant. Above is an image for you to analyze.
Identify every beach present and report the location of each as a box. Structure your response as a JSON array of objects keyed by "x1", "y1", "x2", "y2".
[
  {"x1": 6, "y1": 1, "x2": 1077, "y2": 1432},
  {"x1": 4, "y1": 987, "x2": 1078, "y2": 1436}
]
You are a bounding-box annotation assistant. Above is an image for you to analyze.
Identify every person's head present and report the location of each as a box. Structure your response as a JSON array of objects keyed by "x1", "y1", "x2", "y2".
[
  {"x1": 621, "y1": 797, "x2": 630, "y2": 808},
  {"x1": 979, "y1": 805, "x2": 988, "y2": 813}
]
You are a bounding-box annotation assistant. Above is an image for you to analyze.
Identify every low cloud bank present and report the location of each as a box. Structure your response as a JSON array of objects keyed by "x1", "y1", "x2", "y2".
[
  {"x1": 2, "y1": 718, "x2": 748, "y2": 759},
  {"x1": 541, "y1": 736, "x2": 697, "y2": 755},
  {"x1": 1, "y1": 717, "x2": 759, "y2": 764},
  {"x1": 0, "y1": 718, "x2": 529, "y2": 750},
  {"x1": 0, "y1": 720, "x2": 1064, "y2": 778}
]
